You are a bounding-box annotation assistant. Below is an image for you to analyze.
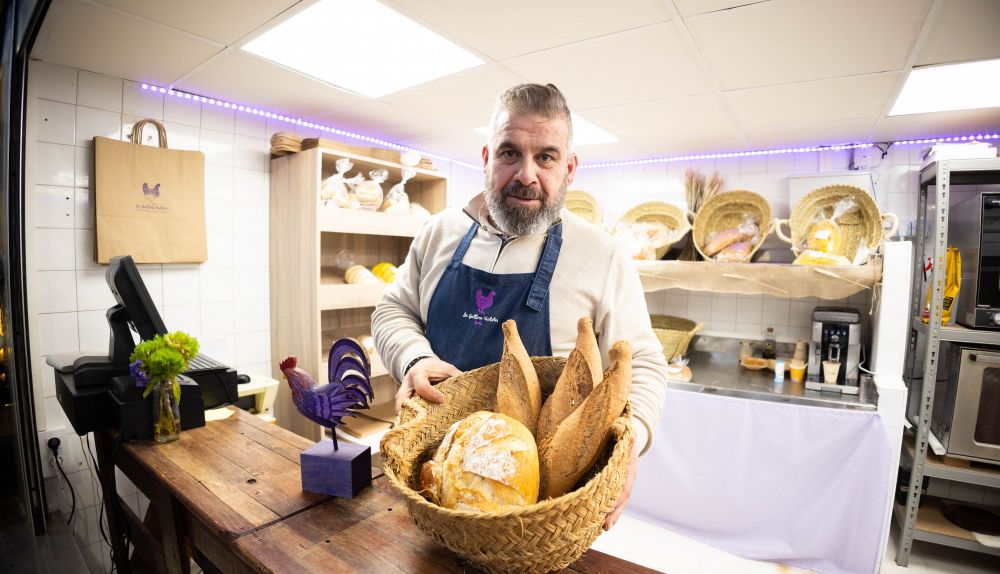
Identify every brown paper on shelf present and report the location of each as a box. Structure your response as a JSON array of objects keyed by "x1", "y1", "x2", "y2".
[
  {"x1": 636, "y1": 260, "x2": 882, "y2": 299},
  {"x1": 339, "y1": 414, "x2": 391, "y2": 438}
]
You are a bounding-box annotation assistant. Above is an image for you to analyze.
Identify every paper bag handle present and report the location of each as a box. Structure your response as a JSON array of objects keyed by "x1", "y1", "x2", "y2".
[{"x1": 131, "y1": 119, "x2": 169, "y2": 149}]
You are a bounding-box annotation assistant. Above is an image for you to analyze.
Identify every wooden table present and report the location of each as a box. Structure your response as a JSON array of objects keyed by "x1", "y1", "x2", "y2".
[{"x1": 99, "y1": 408, "x2": 662, "y2": 574}]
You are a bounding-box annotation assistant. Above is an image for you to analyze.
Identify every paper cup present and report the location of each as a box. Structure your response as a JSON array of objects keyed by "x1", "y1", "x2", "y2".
[
  {"x1": 789, "y1": 360, "x2": 806, "y2": 383},
  {"x1": 822, "y1": 360, "x2": 841, "y2": 385}
]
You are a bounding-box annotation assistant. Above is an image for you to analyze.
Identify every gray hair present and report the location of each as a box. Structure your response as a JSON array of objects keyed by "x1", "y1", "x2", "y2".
[{"x1": 487, "y1": 83, "x2": 573, "y2": 150}]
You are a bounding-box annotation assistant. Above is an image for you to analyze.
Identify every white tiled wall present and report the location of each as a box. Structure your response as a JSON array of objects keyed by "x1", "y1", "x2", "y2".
[
  {"x1": 26, "y1": 60, "x2": 270, "y2": 573},
  {"x1": 571, "y1": 145, "x2": 923, "y2": 343}
]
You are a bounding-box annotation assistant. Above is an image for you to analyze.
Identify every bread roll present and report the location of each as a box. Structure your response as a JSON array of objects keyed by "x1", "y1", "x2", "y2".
[
  {"x1": 419, "y1": 411, "x2": 539, "y2": 512},
  {"x1": 496, "y1": 320, "x2": 542, "y2": 436},
  {"x1": 536, "y1": 317, "x2": 602, "y2": 443},
  {"x1": 538, "y1": 341, "x2": 631, "y2": 499}
]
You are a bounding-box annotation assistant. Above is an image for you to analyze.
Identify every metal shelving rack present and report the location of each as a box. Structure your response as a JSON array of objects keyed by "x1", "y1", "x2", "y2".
[{"x1": 896, "y1": 158, "x2": 1000, "y2": 565}]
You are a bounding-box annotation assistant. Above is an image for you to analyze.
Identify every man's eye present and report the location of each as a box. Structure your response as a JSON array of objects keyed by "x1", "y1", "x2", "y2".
[
  {"x1": 499, "y1": 150, "x2": 517, "y2": 159},
  {"x1": 539, "y1": 154, "x2": 553, "y2": 162}
]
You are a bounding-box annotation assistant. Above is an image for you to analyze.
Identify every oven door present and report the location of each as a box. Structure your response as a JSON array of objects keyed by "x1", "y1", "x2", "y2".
[{"x1": 950, "y1": 349, "x2": 1000, "y2": 463}]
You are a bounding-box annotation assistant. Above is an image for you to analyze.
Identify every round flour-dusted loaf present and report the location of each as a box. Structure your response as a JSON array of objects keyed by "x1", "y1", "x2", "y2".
[{"x1": 420, "y1": 411, "x2": 539, "y2": 512}]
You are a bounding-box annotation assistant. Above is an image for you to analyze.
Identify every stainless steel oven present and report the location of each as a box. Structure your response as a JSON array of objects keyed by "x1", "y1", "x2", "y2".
[{"x1": 932, "y1": 344, "x2": 1000, "y2": 464}]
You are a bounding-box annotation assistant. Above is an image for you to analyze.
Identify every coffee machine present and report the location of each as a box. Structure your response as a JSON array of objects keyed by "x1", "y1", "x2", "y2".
[{"x1": 807, "y1": 307, "x2": 862, "y2": 393}]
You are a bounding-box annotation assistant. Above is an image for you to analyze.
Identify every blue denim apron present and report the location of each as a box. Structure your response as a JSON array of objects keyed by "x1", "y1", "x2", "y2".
[{"x1": 425, "y1": 221, "x2": 562, "y2": 371}]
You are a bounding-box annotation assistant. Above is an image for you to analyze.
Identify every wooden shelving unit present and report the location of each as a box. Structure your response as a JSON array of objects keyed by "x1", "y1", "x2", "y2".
[{"x1": 269, "y1": 147, "x2": 447, "y2": 440}]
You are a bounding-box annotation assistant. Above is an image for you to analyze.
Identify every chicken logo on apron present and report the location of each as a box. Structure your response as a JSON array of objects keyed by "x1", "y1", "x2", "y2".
[{"x1": 473, "y1": 289, "x2": 496, "y2": 326}]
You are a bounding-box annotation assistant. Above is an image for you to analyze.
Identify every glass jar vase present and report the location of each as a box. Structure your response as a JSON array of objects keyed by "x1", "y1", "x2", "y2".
[{"x1": 153, "y1": 379, "x2": 181, "y2": 443}]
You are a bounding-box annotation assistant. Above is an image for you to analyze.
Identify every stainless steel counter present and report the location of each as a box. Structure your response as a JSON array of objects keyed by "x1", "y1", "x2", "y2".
[{"x1": 670, "y1": 343, "x2": 878, "y2": 411}]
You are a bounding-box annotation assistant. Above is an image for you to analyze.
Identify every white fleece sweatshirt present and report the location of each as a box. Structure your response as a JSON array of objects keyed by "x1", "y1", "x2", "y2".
[{"x1": 371, "y1": 196, "x2": 668, "y2": 455}]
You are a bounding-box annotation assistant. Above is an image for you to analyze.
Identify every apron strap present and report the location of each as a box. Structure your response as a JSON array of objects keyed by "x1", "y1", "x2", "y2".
[
  {"x1": 451, "y1": 222, "x2": 479, "y2": 268},
  {"x1": 526, "y1": 222, "x2": 563, "y2": 311}
]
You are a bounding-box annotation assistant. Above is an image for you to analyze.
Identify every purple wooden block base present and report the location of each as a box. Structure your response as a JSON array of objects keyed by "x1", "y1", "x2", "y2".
[{"x1": 300, "y1": 440, "x2": 372, "y2": 498}]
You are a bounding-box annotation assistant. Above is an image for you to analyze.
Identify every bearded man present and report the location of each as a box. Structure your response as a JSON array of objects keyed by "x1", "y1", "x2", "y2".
[{"x1": 372, "y1": 83, "x2": 666, "y2": 530}]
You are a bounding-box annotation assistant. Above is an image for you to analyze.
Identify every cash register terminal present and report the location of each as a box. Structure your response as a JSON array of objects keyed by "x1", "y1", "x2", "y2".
[{"x1": 50, "y1": 255, "x2": 239, "y2": 438}]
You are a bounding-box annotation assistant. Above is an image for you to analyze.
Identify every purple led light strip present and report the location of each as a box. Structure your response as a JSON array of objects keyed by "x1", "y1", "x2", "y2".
[{"x1": 141, "y1": 83, "x2": 998, "y2": 171}]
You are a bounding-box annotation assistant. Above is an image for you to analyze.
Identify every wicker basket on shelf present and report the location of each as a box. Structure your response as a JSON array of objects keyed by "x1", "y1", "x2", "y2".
[
  {"x1": 692, "y1": 190, "x2": 773, "y2": 261},
  {"x1": 621, "y1": 201, "x2": 692, "y2": 259},
  {"x1": 650, "y1": 315, "x2": 702, "y2": 361},
  {"x1": 380, "y1": 357, "x2": 631, "y2": 574},
  {"x1": 774, "y1": 184, "x2": 899, "y2": 262},
  {"x1": 564, "y1": 189, "x2": 602, "y2": 225}
]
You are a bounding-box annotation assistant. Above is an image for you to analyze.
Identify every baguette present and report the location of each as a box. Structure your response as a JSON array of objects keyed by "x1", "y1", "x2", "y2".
[
  {"x1": 495, "y1": 320, "x2": 542, "y2": 436},
  {"x1": 703, "y1": 227, "x2": 744, "y2": 257},
  {"x1": 538, "y1": 341, "x2": 631, "y2": 499},
  {"x1": 536, "y1": 317, "x2": 602, "y2": 443}
]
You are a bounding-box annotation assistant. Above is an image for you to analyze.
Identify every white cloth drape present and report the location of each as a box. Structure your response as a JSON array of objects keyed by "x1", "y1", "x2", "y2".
[{"x1": 627, "y1": 388, "x2": 894, "y2": 574}]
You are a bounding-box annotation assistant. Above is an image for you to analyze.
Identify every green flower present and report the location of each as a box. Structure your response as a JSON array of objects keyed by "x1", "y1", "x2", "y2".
[{"x1": 129, "y1": 331, "x2": 199, "y2": 397}]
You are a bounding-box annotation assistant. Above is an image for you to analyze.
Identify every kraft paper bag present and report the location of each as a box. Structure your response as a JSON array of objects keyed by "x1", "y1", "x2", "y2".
[{"x1": 95, "y1": 119, "x2": 207, "y2": 263}]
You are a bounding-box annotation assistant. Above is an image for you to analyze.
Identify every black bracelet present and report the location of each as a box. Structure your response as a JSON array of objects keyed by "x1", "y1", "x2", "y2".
[{"x1": 403, "y1": 355, "x2": 432, "y2": 376}]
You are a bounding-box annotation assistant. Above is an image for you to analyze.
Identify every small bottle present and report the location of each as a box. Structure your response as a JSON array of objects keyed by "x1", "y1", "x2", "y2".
[
  {"x1": 774, "y1": 359, "x2": 785, "y2": 383},
  {"x1": 762, "y1": 327, "x2": 776, "y2": 360}
]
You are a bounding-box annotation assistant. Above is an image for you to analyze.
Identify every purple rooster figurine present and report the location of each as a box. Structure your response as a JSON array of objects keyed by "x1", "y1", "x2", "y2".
[{"x1": 280, "y1": 338, "x2": 374, "y2": 451}]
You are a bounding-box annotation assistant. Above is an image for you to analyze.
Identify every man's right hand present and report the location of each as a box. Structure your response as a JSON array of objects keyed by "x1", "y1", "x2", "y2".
[{"x1": 395, "y1": 357, "x2": 462, "y2": 412}]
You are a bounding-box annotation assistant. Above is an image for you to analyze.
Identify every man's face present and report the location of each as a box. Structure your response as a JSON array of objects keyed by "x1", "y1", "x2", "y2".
[{"x1": 482, "y1": 111, "x2": 578, "y2": 236}]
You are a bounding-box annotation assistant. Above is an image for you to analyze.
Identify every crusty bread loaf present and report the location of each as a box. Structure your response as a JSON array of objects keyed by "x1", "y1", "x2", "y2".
[
  {"x1": 538, "y1": 341, "x2": 631, "y2": 499},
  {"x1": 536, "y1": 317, "x2": 602, "y2": 443},
  {"x1": 703, "y1": 227, "x2": 745, "y2": 256},
  {"x1": 419, "y1": 411, "x2": 539, "y2": 512},
  {"x1": 496, "y1": 320, "x2": 542, "y2": 436}
]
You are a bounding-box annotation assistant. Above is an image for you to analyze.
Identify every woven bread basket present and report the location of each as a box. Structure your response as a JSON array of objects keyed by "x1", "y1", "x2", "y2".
[
  {"x1": 650, "y1": 315, "x2": 702, "y2": 361},
  {"x1": 564, "y1": 189, "x2": 602, "y2": 225},
  {"x1": 692, "y1": 190, "x2": 773, "y2": 261},
  {"x1": 622, "y1": 201, "x2": 692, "y2": 259},
  {"x1": 774, "y1": 184, "x2": 899, "y2": 262},
  {"x1": 381, "y1": 357, "x2": 631, "y2": 574}
]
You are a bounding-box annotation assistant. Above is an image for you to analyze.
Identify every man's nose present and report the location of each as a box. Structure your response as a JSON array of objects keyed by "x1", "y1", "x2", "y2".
[{"x1": 514, "y1": 158, "x2": 539, "y2": 186}]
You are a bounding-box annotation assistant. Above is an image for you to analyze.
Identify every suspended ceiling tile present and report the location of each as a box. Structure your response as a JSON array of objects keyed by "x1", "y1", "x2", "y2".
[
  {"x1": 92, "y1": 0, "x2": 299, "y2": 45},
  {"x1": 176, "y1": 51, "x2": 365, "y2": 118},
  {"x1": 571, "y1": 141, "x2": 646, "y2": 165},
  {"x1": 379, "y1": 65, "x2": 525, "y2": 130},
  {"x1": 916, "y1": 0, "x2": 1000, "y2": 66},
  {"x1": 389, "y1": 0, "x2": 670, "y2": 61},
  {"x1": 724, "y1": 72, "x2": 898, "y2": 129},
  {"x1": 503, "y1": 22, "x2": 712, "y2": 110},
  {"x1": 305, "y1": 100, "x2": 464, "y2": 143},
  {"x1": 686, "y1": 0, "x2": 932, "y2": 90},
  {"x1": 401, "y1": 130, "x2": 488, "y2": 166},
  {"x1": 32, "y1": 0, "x2": 222, "y2": 86},
  {"x1": 871, "y1": 108, "x2": 1000, "y2": 142},
  {"x1": 630, "y1": 133, "x2": 747, "y2": 156},
  {"x1": 743, "y1": 118, "x2": 876, "y2": 149},
  {"x1": 583, "y1": 95, "x2": 737, "y2": 140},
  {"x1": 672, "y1": 0, "x2": 769, "y2": 18}
]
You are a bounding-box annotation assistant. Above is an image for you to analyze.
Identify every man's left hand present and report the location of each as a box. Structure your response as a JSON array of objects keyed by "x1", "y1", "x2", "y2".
[{"x1": 603, "y1": 427, "x2": 639, "y2": 531}]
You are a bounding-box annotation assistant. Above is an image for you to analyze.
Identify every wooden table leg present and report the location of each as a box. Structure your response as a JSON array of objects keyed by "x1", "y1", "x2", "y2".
[{"x1": 95, "y1": 431, "x2": 130, "y2": 574}]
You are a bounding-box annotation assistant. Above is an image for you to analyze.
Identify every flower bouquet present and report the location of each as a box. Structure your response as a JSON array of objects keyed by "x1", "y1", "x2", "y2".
[{"x1": 129, "y1": 331, "x2": 199, "y2": 443}]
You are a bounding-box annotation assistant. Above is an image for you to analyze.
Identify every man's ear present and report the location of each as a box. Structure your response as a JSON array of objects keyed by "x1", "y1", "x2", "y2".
[
  {"x1": 482, "y1": 144, "x2": 489, "y2": 167},
  {"x1": 566, "y1": 152, "x2": 579, "y2": 185}
]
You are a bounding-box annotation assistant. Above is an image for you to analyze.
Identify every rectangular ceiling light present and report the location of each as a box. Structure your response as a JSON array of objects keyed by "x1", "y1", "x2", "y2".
[
  {"x1": 475, "y1": 113, "x2": 618, "y2": 147},
  {"x1": 242, "y1": 0, "x2": 483, "y2": 98},
  {"x1": 889, "y1": 59, "x2": 1000, "y2": 116}
]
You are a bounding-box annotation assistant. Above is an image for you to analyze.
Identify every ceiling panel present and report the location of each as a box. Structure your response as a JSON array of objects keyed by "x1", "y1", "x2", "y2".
[
  {"x1": 387, "y1": 0, "x2": 670, "y2": 61},
  {"x1": 93, "y1": 0, "x2": 298, "y2": 45},
  {"x1": 871, "y1": 108, "x2": 1000, "y2": 142},
  {"x1": 672, "y1": 0, "x2": 769, "y2": 18},
  {"x1": 33, "y1": 0, "x2": 222, "y2": 86},
  {"x1": 630, "y1": 132, "x2": 747, "y2": 156},
  {"x1": 379, "y1": 65, "x2": 524, "y2": 130},
  {"x1": 176, "y1": 51, "x2": 365, "y2": 118},
  {"x1": 401, "y1": 130, "x2": 488, "y2": 166},
  {"x1": 915, "y1": 0, "x2": 1000, "y2": 66},
  {"x1": 724, "y1": 72, "x2": 898, "y2": 129},
  {"x1": 687, "y1": 0, "x2": 932, "y2": 90},
  {"x1": 743, "y1": 118, "x2": 876, "y2": 149},
  {"x1": 583, "y1": 95, "x2": 737, "y2": 140},
  {"x1": 503, "y1": 22, "x2": 712, "y2": 111},
  {"x1": 305, "y1": 100, "x2": 465, "y2": 143},
  {"x1": 570, "y1": 141, "x2": 647, "y2": 164}
]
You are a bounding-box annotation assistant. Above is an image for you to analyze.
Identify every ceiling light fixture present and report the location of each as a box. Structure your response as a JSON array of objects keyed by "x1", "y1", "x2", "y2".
[
  {"x1": 890, "y1": 59, "x2": 1000, "y2": 116},
  {"x1": 474, "y1": 113, "x2": 618, "y2": 147},
  {"x1": 240, "y1": 0, "x2": 483, "y2": 98},
  {"x1": 140, "y1": 83, "x2": 997, "y2": 171}
]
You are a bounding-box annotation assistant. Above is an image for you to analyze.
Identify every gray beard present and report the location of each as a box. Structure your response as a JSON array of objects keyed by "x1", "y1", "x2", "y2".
[{"x1": 485, "y1": 179, "x2": 567, "y2": 237}]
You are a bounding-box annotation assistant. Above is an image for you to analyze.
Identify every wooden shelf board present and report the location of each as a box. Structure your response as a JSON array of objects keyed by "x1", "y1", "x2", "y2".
[
  {"x1": 316, "y1": 147, "x2": 444, "y2": 182},
  {"x1": 318, "y1": 282, "x2": 385, "y2": 310},
  {"x1": 900, "y1": 434, "x2": 1000, "y2": 488},
  {"x1": 318, "y1": 207, "x2": 428, "y2": 237}
]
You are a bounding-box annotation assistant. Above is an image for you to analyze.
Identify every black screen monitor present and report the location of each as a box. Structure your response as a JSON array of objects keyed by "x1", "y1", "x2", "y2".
[{"x1": 106, "y1": 255, "x2": 167, "y2": 341}]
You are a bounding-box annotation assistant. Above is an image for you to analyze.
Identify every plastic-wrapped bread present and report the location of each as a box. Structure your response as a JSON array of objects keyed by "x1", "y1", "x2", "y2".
[
  {"x1": 536, "y1": 317, "x2": 602, "y2": 443},
  {"x1": 419, "y1": 411, "x2": 539, "y2": 511},
  {"x1": 715, "y1": 241, "x2": 751, "y2": 262},
  {"x1": 538, "y1": 340, "x2": 631, "y2": 499},
  {"x1": 496, "y1": 320, "x2": 543, "y2": 436},
  {"x1": 702, "y1": 227, "x2": 744, "y2": 256}
]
